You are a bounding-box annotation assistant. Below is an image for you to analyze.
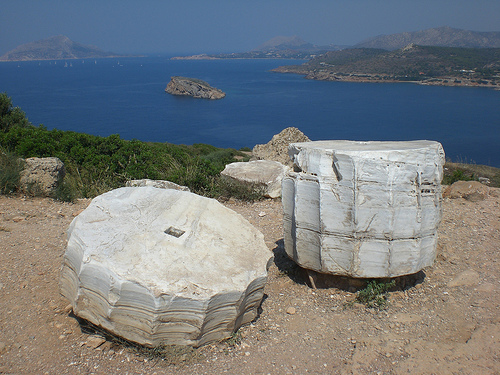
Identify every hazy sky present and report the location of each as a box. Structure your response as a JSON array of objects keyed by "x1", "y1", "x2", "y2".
[{"x1": 1, "y1": 0, "x2": 499, "y2": 55}]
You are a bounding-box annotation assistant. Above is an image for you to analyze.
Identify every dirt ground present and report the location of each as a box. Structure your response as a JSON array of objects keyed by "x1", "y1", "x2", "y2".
[{"x1": 0, "y1": 187, "x2": 499, "y2": 374}]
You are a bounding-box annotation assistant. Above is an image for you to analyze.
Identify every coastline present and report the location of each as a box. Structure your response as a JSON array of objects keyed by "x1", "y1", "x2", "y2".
[{"x1": 271, "y1": 66, "x2": 500, "y2": 89}]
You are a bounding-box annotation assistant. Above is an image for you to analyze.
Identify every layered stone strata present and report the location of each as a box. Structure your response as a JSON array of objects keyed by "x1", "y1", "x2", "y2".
[
  {"x1": 60, "y1": 187, "x2": 271, "y2": 347},
  {"x1": 282, "y1": 140, "x2": 445, "y2": 278}
]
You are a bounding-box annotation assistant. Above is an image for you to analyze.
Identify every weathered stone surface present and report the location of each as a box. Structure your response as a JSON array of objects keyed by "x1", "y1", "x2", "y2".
[
  {"x1": 252, "y1": 127, "x2": 310, "y2": 166},
  {"x1": 126, "y1": 179, "x2": 190, "y2": 192},
  {"x1": 221, "y1": 160, "x2": 289, "y2": 198},
  {"x1": 282, "y1": 140, "x2": 445, "y2": 278},
  {"x1": 60, "y1": 187, "x2": 271, "y2": 347},
  {"x1": 443, "y1": 180, "x2": 489, "y2": 201},
  {"x1": 19, "y1": 157, "x2": 65, "y2": 195},
  {"x1": 165, "y1": 76, "x2": 225, "y2": 99}
]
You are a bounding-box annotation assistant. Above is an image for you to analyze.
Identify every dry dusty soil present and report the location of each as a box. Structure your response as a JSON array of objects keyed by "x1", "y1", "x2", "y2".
[{"x1": 0, "y1": 187, "x2": 499, "y2": 374}]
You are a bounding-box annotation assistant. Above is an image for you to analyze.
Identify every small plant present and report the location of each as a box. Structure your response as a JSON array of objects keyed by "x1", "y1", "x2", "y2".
[
  {"x1": 224, "y1": 331, "x2": 242, "y2": 347},
  {"x1": 134, "y1": 344, "x2": 199, "y2": 365},
  {"x1": 355, "y1": 280, "x2": 395, "y2": 310},
  {"x1": 53, "y1": 176, "x2": 77, "y2": 202}
]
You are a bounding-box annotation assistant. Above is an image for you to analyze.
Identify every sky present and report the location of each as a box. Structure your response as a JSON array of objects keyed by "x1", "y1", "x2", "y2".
[{"x1": 1, "y1": 0, "x2": 499, "y2": 55}]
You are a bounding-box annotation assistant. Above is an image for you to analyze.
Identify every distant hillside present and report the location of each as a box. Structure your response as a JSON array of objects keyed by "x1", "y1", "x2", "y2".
[
  {"x1": 172, "y1": 36, "x2": 344, "y2": 60},
  {"x1": 252, "y1": 36, "x2": 316, "y2": 52},
  {"x1": 355, "y1": 26, "x2": 500, "y2": 50},
  {"x1": 0, "y1": 35, "x2": 126, "y2": 62},
  {"x1": 273, "y1": 44, "x2": 500, "y2": 88}
]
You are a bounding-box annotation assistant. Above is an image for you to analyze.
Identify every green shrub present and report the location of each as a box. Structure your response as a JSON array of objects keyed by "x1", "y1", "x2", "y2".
[
  {"x1": 53, "y1": 176, "x2": 78, "y2": 203},
  {"x1": 442, "y1": 168, "x2": 477, "y2": 185},
  {"x1": 214, "y1": 177, "x2": 266, "y2": 201},
  {"x1": 0, "y1": 151, "x2": 24, "y2": 195},
  {"x1": 355, "y1": 280, "x2": 395, "y2": 309}
]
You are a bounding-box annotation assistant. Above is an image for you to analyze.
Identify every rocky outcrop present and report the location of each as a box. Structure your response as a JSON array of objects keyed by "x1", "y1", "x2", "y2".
[
  {"x1": 165, "y1": 76, "x2": 225, "y2": 99},
  {"x1": 221, "y1": 160, "x2": 289, "y2": 198},
  {"x1": 126, "y1": 179, "x2": 190, "y2": 192},
  {"x1": 60, "y1": 187, "x2": 271, "y2": 347},
  {"x1": 19, "y1": 157, "x2": 65, "y2": 195},
  {"x1": 283, "y1": 140, "x2": 445, "y2": 278},
  {"x1": 252, "y1": 127, "x2": 310, "y2": 166},
  {"x1": 443, "y1": 180, "x2": 491, "y2": 201}
]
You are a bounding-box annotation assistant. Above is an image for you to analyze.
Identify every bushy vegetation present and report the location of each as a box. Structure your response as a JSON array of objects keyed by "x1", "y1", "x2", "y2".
[
  {"x1": 443, "y1": 161, "x2": 500, "y2": 187},
  {"x1": 355, "y1": 280, "x2": 395, "y2": 310},
  {"x1": 0, "y1": 151, "x2": 24, "y2": 195},
  {"x1": 0, "y1": 92, "x2": 254, "y2": 201}
]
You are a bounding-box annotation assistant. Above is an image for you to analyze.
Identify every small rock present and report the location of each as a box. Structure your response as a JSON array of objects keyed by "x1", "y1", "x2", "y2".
[
  {"x1": 352, "y1": 302, "x2": 365, "y2": 310},
  {"x1": 476, "y1": 282, "x2": 496, "y2": 293},
  {"x1": 97, "y1": 341, "x2": 113, "y2": 352},
  {"x1": 258, "y1": 211, "x2": 266, "y2": 217},
  {"x1": 85, "y1": 335, "x2": 106, "y2": 349},
  {"x1": 286, "y1": 307, "x2": 297, "y2": 315},
  {"x1": 72, "y1": 209, "x2": 85, "y2": 217},
  {"x1": 478, "y1": 177, "x2": 490, "y2": 185},
  {"x1": 443, "y1": 181, "x2": 488, "y2": 201},
  {"x1": 447, "y1": 269, "x2": 480, "y2": 287},
  {"x1": 0, "y1": 342, "x2": 7, "y2": 354},
  {"x1": 12, "y1": 216, "x2": 25, "y2": 222}
]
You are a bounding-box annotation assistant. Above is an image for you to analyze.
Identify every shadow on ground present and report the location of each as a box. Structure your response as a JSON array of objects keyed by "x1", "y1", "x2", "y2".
[{"x1": 272, "y1": 239, "x2": 426, "y2": 292}]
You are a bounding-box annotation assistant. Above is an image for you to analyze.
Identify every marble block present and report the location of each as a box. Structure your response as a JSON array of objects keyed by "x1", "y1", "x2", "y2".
[
  {"x1": 221, "y1": 160, "x2": 289, "y2": 198},
  {"x1": 60, "y1": 187, "x2": 272, "y2": 347},
  {"x1": 283, "y1": 140, "x2": 445, "y2": 278}
]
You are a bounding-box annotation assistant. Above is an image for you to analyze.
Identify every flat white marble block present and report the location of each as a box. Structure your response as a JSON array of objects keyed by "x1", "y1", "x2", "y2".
[
  {"x1": 60, "y1": 187, "x2": 271, "y2": 347},
  {"x1": 282, "y1": 140, "x2": 445, "y2": 278}
]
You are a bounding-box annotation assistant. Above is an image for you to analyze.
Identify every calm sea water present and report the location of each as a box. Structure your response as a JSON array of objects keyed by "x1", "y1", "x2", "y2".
[{"x1": 1, "y1": 56, "x2": 499, "y2": 167}]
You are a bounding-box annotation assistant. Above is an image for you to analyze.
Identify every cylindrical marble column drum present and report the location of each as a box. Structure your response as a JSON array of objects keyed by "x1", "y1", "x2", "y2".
[{"x1": 282, "y1": 140, "x2": 445, "y2": 278}]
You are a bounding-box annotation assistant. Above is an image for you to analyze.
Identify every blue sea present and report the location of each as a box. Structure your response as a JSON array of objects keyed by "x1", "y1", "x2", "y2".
[{"x1": 0, "y1": 56, "x2": 499, "y2": 167}]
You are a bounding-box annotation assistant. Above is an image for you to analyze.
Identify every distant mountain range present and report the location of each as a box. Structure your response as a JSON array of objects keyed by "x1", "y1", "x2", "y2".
[
  {"x1": 172, "y1": 27, "x2": 500, "y2": 60},
  {"x1": 0, "y1": 35, "x2": 127, "y2": 62},
  {"x1": 4, "y1": 27, "x2": 500, "y2": 63},
  {"x1": 354, "y1": 26, "x2": 500, "y2": 50}
]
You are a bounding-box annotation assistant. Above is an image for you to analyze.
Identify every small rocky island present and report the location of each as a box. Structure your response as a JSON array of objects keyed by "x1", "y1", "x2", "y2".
[{"x1": 165, "y1": 76, "x2": 226, "y2": 99}]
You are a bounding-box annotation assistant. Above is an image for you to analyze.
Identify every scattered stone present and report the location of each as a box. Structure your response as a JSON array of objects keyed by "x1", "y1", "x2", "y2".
[
  {"x1": 12, "y1": 216, "x2": 25, "y2": 222},
  {"x1": 478, "y1": 177, "x2": 490, "y2": 185},
  {"x1": 476, "y1": 282, "x2": 496, "y2": 293},
  {"x1": 72, "y1": 209, "x2": 85, "y2": 217},
  {"x1": 286, "y1": 307, "x2": 297, "y2": 315},
  {"x1": 19, "y1": 157, "x2": 65, "y2": 196},
  {"x1": 0, "y1": 341, "x2": 7, "y2": 354},
  {"x1": 165, "y1": 76, "x2": 225, "y2": 99},
  {"x1": 258, "y1": 211, "x2": 266, "y2": 217},
  {"x1": 447, "y1": 269, "x2": 480, "y2": 287},
  {"x1": 283, "y1": 140, "x2": 445, "y2": 278},
  {"x1": 60, "y1": 187, "x2": 271, "y2": 347},
  {"x1": 126, "y1": 179, "x2": 190, "y2": 192},
  {"x1": 98, "y1": 341, "x2": 114, "y2": 352},
  {"x1": 252, "y1": 127, "x2": 310, "y2": 166},
  {"x1": 443, "y1": 181, "x2": 489, "y2": 201},
  {"x1": 221, "y1": 160, "x2": 289, "y2": 198},
  {"x1": 85, "y1": 335, "x2": 106, "y2": 349}
]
